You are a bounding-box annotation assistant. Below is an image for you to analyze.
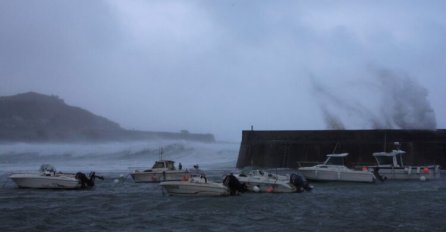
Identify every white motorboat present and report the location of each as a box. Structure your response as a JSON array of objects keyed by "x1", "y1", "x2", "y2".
[
  {"x1": 233, "y1": 168, "x2": 312, "y2": 193},
  {"x1": 160, "y1": 166, "x2": 247, "y2": 196},
  {"x1": 370, "y1": 142, "x2": 441, "y2": 181},
  {"x1": 160, "y1": 176, "x2": 230, "y2": 197},
  {"x1": 298, "y1": 153, "x2": 376, "y2": 183},
  {"x1": 9, "y1": 164, "x2": 102, "y2": 189},
  {"x1": 130, "y1": 160, "x2": 190, "y2": 183}
]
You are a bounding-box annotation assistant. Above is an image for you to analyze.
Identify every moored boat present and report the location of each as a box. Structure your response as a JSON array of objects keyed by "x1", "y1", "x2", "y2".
[
  {"x1": 160, "y1": 176, "x2": 230, "y2": 196},
  {"x1": 130, "y1": 160, "x2": 190, "y2": 183},
  {"x1": 369, "y1": 142, "x2": 441, "y2": 181},
  {"x1": 160, "y1": 166, "x2": 247, "y2": 196},
  {"x1": 233, "y1": 168, "x2": 312, "y2": 193},
  {"x1": 298, "y1": 153, "x2": 376, "y2": 183},
  {"x1": 9, "y1": 164, "x2": 103, "y2": 189}
]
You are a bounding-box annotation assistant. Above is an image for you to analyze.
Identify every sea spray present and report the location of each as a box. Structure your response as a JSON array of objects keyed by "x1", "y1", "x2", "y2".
[{"x1": 311, "y1": 68, "x2": 437, "y2": 130}]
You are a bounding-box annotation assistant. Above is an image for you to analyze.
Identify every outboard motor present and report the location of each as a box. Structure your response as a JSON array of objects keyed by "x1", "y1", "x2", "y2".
[
  {"x1": 223, "y1": 173, "x2": 248, "y2": 196},
  {"x1": 75, "y1": 172, "x2": 104, "y2": 189},
  {"x1": 373, "y1": 167, "x2": 387, "y2": 182},
  {"x1": 290, "y1": 173, "x2": 313, "y2": 192}
]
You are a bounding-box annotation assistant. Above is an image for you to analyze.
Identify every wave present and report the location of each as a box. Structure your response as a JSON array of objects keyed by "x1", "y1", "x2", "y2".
[{"x1": 0, "y1": 140, "x2": 240, "y2": 173}]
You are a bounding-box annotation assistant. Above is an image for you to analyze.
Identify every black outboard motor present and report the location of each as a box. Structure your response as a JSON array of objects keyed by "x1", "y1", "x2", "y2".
[
  {"x1": 373, "y1": 167, "x2": 387, "y2": 182},
  {"x1": 223, "y1": 173, "x2": 248, "y2": 196},
  {"x1": 75, "y1": 172, "x2": 104, "y2": 189},
  {"x1": 290, "y1": 173, "x2": 313, "y2": 193}
]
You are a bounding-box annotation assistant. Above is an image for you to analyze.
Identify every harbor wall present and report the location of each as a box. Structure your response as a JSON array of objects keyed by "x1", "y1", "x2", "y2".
[{"x1": 236, "y1": 129, "x2": 446, "y2": 169}]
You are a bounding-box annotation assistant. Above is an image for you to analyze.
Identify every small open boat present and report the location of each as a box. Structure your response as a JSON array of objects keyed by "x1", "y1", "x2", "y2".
[
  {"x1": 160, "y1": 166, "x2": 246, "y2": 196},
  {"x1": 233, "y1": 168, "x2": 312, "y2": 193},
  {"x1": 160, "y1": 176, "x2": 230, "y2": 196},
  {"x1": 9, "y1": 164, "x2": 103, "y2": 189}
]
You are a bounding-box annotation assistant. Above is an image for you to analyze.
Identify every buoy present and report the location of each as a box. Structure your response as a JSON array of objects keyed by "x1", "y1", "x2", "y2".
[
  {"x1": 420, "y1": 176, "x2": 426, "y2": 181},
  {"x1": 266, "y1": 186, "x2": 274, "y2": 193},
  {"x1": 362, "y1": 166, "x2": 368, "y2": 171},
  {"x1": 422, "y1": 167, "x2": 430, "y2": 174},
  {"x1": 253, "y1": 185, "x2": 260, "y2": 192}
]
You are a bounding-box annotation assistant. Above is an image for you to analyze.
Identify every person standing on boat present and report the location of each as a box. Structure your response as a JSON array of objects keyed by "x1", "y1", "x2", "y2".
[{"x1": 179, "y1": 162, "x2": 182, "y2": 170}]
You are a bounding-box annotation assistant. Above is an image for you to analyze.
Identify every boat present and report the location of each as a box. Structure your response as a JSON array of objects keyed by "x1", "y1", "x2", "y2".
[
  {"x1": 369, "y1": 142, "x2": 441, "y2": 181},
  {"x1": 160, "y1": 166, "x2": 247, "y2": 196},
  {"x1": 233, "y1": 167, "x2": 312, "y2": 193},
  {"x1": 160, "y1": 176, "x2": 230, "y2": 197},
  {"x1": 130, "y1": 160, "x2": 190, "y2": 183},
  {"x1": 298, "y1": 153, "x2": 376, "y2": 183},
  {"x1": 9, "y1": 164, "x2": 103, "y2": 189}
]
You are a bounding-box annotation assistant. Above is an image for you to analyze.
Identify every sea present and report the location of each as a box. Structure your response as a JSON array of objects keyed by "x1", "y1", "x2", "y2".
[{"x1": 1, "y1": 140, "x2": 445, "y2": 232}]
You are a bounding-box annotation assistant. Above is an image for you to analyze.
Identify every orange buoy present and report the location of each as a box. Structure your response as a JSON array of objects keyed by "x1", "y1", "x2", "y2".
[
  {"x1": 422, "y1": 167, "x2": 430, "y2": 174},
  {"x1": 266, "y1": 186, "x2": 274, "y2": 193}
]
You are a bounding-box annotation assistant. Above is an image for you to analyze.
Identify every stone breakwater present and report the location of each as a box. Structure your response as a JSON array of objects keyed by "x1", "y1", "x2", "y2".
[{"x1": 236, "y1": 129, "x2": 446, "y2": 169}]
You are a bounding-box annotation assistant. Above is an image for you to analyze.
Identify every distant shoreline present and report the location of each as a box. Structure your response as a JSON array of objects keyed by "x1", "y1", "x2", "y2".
[{"x1": 0, "y1": 92, "x2": 215, "y2": 143}]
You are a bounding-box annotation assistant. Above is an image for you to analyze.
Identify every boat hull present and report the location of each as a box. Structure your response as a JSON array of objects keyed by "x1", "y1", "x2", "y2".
[
  {"x1": 10, "y1": 174, "x2": 81, "y2": 189},
  {"x1": 130, "y1": 171, "x2": 190, "y2": 183},
  {"x1": 299, "y1": 167, "x2": 375, "y2": 183},
  {"x1": 372, "y1": 165, "x2": 441, "y2": 180},
  {"x1": 235, "y1": 177, "x2": 296, "y2": 193},
  {"x1": 160, "y1": 180, "x2": 229, "y2": 196}
]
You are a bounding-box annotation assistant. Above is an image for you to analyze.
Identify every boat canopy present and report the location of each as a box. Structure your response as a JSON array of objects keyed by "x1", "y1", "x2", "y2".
[
  {"x1": 326, "y1": 153, "x2": 349, "y2": 157},
  {"x1": 323, "y1": 153, "x2": 348, "y2": 165},
  {"x1": 373, "y1": 150, "x2": 406, "y2": 157},
  {"x1": 372, "y1": 150, "x2": 405, "y2": 167}
]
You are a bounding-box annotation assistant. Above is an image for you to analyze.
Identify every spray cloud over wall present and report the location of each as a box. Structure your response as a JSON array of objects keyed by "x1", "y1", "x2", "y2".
[{"x1": 312, "y1": 68, "x2": 437, "y2": 130}]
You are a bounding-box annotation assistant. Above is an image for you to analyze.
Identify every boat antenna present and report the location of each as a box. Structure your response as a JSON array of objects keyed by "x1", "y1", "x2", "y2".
[
  {"x1": 159, "y1": 147, "x2": 163, "y2": 160},
  {"x1": 332, "y1": 141, "x2": 339, "y2": 154}
]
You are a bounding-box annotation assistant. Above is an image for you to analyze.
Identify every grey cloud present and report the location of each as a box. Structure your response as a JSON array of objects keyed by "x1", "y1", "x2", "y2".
[{"x1": 1, "y1": 0, "x2": 445, "y2": 140}]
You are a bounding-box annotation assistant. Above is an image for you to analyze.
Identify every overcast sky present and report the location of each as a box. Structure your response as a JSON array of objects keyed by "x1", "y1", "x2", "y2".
[{"x1": 1, "y1": 0, "x2": 445, "y2": 141}]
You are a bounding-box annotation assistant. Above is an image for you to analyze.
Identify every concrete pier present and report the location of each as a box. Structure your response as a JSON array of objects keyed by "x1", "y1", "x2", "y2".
[{"x1": 236, "y1": 129, "x2": 446, "y2": 169}]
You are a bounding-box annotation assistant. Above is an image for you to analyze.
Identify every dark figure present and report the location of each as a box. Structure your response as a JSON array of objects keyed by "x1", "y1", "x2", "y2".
[
  {"x1": 179, "y1": 163, "x2": 182, "y2": 170},
  {"x1": 223, "y1": 173, "x2": 248, "y2": 196}
]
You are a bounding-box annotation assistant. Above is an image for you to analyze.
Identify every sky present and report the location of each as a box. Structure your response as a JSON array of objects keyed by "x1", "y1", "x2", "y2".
[{"x1": 1, "y1": 0, "x2": 445, "y2": 141}]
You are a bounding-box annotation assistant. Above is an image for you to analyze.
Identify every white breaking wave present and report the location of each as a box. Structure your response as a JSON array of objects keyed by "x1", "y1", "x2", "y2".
[{"x1": 0, "y1": 140, "x2": 240, "y2": 173}]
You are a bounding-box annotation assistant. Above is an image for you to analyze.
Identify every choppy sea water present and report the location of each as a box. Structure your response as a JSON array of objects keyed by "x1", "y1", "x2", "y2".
[{"x1": 1, "y1": 141, "x2": 445, "y2": 232}]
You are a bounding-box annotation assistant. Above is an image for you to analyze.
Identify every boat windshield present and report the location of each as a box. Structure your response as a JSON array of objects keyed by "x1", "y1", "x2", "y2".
[
  {"x1": 152, "y1": 161, "x2": 175, "y2": 169},
  {"x1": 166, "y1": 161, "x2": 175, "y2": 170},
  {"x1": 239, "y1": 167, "x2": 255, "y2": 176},
  {"x1": 152, "y1": 161, "x2": 176, "y2": 170},
  {"x1": 374, "y1": 151, "x2": 404, "y2": 167},
  {"x1": 375, "y1": 156, "x2": 394, "y2": 166},
  {"x1": 324, "y1": 157, "x2": 344, "y2": 166},
  {"x1": 152, "y1": 161, "x2": 166, "y2": 169},
  {"x1": 40, "y1": 164, "x2": 56, "y2": 173}
]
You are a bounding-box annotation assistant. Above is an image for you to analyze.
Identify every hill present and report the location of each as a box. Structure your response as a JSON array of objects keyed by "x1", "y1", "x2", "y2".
[{"x1": 0, "y1": 92, "x2": 215, "y2": 143}]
